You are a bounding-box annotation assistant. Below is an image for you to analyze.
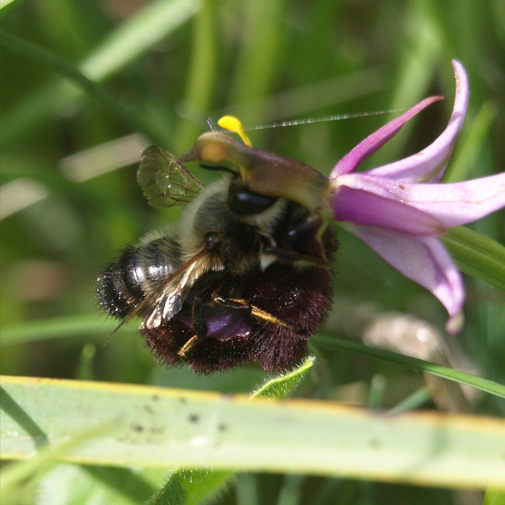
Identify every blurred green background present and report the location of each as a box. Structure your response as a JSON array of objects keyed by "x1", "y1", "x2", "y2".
[{"x1": 1, "y1": 0, "x2": 504, "y2": 503}]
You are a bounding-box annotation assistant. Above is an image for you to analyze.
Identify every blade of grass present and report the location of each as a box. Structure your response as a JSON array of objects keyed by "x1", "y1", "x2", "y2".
[
  {"x1": 228, "y1": 0, "x2": 287, "y2": 130},
  {"x1": 0, "y1": 315, "x2": 135, "y2": 347},
  {"x1": 0, "y1": 30, "x2": 167, "y2": 145},
  {"x1": 2, "y1": 375, "x2": 505, "y2": 489},
  {"x1": 484, "y1": 488, "x2": 505, "y2": 505},
  {"x1": 174, "y1": 0, "x2": 217, "y2": 152},
  {"x1": 145, "y1": 358, "x2": 316, "y2": 504},
  {"x1": 313, "y1": 335, "x2": 505, "y2": 399},
  {"x1": 0, "y1": 0, "x2": 25, "y2": 19},
  {"x1": 0, "y1": 0, "x2": 201, "y2": 148},
  {"x1": 36, "y1": 464, "x2": 159, "y2": 505},
  {"x1": 388, "y1": 386, "x2": 433, "y2": 415},
  {"x1": 441, "y1": 226, "x2": 505, "y2": 291},
  {"x1": 0, "y1": 420, "x2": 114, "y2": 502}
]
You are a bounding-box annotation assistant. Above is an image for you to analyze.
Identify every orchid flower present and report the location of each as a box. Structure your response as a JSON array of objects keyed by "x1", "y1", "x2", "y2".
[
  {"x1": 328, "y1": 60, "x2": 505, "y2": 333},
  {"x1": 181, "y1": 60, "x2": 504, "y2": 335}
]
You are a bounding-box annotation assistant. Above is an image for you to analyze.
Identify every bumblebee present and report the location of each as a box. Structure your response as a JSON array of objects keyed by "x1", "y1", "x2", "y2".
[{"x1": 97, "y1": 121, "x2": 336, "y2": 373}]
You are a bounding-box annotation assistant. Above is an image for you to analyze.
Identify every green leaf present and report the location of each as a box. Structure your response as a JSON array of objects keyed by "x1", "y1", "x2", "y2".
[
  {"x1": 442, "y1": 226, "x2": 505, "y2": 291},
  {"x1": 0, "y1": 30, "x2": 166, "y2": 143},
  {"x1": 173, "y1": 0, "x2": 217, "y2": 152},
  {"x1": 484, "y1": 488, "x2": 505, "y2": 505},
  {"x1": 146, "y1": 469, "x2": 233, "y2": 505},
  {"x1": 146, "y1": 357, "x2": 316, "y2": 504},
  {"x1": 36, "y1": 464, "x2": 160, "y2": 505},
  {"x1": 0, "y1": 0, "x2": 201, "y2": 148},
  {"x1": 0, "y1": 420, "x2": 113, "y2": 503},
  {"x1": 313, "y1": 335, "x2": 505, "y2": 399},
  {"x1": 251, "y1": 356, "x2": 315, "y2": 399},
  {"x1": 0, "y1": 0, "x2": 24, "y2": 19},
  {"x1": 0, "y1": 315, "x2": 134, "y2": 347},
  {"x1": 2, "y1": 375, "x2": 505, "y2": 489}
]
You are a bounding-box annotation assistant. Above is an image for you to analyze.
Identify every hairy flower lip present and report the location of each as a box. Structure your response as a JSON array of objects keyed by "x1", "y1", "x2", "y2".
[{"x1": 327, "y1": 60, "x2": 504, "y2": 334}]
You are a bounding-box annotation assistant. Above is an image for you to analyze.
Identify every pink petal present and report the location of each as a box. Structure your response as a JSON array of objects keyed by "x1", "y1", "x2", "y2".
[
  {"x1": 330, "y1": 95, "x2": 444, "y2": 178},
  {"x1": 369, "y1": 60, "x2": 470, "y2": 183},
  {"x1": 331, "y1": 183, "x2": 446, "y2": 235},
  {"x1": 342, "y1": 224, "x2": 465, "y2": 333},
  {"x1": 335, "y1": 172, "x2": 505, "y2": 227}
]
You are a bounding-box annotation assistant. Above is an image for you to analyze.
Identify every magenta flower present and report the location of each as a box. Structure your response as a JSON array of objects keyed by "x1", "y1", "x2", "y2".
[{"x1": 328, "y1": 60, "x2": 505, "y2": 333}]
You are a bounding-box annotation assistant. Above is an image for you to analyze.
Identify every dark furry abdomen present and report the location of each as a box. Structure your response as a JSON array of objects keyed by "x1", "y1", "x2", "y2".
[
  {"x1": 142, "y1": 227, "x2": 336, "y2": 374},
  {"x1": 247, "y1": 262, "x2": 334, "y2": 373}
]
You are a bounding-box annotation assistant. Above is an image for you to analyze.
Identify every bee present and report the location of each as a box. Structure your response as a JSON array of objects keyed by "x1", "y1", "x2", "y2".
[{"x1": 97, "y1": 124, "x2": 336, "y2": 373}]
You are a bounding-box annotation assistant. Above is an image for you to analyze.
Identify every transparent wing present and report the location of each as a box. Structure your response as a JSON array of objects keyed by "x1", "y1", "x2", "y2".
[
  {"x1": 109, "y1": 249, "x2": 209, "y2": 336},
  {"x1": 138, "y1": 146, "x2": 205, "y2": 208}
]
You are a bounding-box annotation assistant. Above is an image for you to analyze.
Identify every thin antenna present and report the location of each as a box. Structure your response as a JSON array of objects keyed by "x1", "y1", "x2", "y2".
[
  {"x1": 243, "y1": 109, "x2": 405, "y2": 131},
  {"x1": 206, "y1": 117, "x2": 217, "y2": 131}
]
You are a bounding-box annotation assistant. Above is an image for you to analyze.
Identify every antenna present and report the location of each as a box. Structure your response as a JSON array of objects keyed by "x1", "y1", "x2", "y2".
[{"x1": 206, "y1": 117, "x2": 217, "y2": 132}]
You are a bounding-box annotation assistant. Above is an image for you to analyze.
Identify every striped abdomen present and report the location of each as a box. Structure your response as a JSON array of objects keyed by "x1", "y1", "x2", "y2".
[{"x1": 97, "y1": 235, "x2": 182, "y2": 319}]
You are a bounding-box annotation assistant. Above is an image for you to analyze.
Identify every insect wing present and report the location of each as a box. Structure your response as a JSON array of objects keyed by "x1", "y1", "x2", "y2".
[
  {"x1": 109, "y1": 248, "x2": 209, "y2": 337},
  {"x1": 138, "y1": 146, "x2": 205, "y2": 208},
  {"x1": 143, "y1": 260, "x2": 200, "y2": 329}
]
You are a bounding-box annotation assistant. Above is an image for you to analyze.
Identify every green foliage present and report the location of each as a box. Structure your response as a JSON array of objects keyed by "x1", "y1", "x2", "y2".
[{"x1": 1, "y1": 0, "x2": 504, "y2": 503}]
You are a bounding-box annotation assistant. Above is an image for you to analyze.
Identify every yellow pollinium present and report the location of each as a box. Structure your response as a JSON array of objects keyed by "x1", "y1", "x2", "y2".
[{"x1": 217, "y1": 115, "x2": 252, "y2": 147}]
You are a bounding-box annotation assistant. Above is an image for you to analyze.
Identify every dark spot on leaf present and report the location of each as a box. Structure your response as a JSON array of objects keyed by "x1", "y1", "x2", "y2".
[
  {"x1": 133, "y1": 424, "x2": 144, "y2": 432},
  {"x1": 152, "y1": 394, "x2": 159, "y2": 401},
  {"x1": 218, "y1": 423, "x2": 228, "y2": 431},
  {"x1": 189, "y1": 414, "x2": 199, "y2": 423},
  {"x1": 370, "y1": 438, "x2": 381, "y2": 449}
]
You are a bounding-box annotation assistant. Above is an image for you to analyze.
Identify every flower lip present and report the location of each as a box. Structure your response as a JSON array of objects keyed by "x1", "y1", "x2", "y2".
[{"x1": 327, "y1": 60, "x2": 496, "y2": 334}]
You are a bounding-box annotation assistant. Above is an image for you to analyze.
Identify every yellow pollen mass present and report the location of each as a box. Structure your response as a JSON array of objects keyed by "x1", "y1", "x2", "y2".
[{"x1": 217, "y1": 115, "x2": 252, "y2": 147}]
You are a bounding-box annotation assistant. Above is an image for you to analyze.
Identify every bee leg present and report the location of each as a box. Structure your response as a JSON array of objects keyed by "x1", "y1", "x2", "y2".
[
  {"x1": 178, "y1": 335, "x2": 198, "y2": 358},
  {"x1": 178, "y1": 294, "x2": 208, "y2": 359},
  {"x1": 213, "y1": 296, "x2": 292, "y2": 329}
]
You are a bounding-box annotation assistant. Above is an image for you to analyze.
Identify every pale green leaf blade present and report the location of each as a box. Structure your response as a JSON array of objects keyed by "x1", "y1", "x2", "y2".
[
  {"x1": 2, "y1": 375, "x2": 505, "y2": 489},
  {"x1": 313, "y1": 335, "x2": 505, "y2": 399},
  {"x1": 441, "y1": 226, "x2": 505, "y2": 291},
  {"x1": 146, "y1": 357, "x2": 316, "y2": 504},
  {"x1": 0, "y1": 315, "x2": 132, "y2": 347}
]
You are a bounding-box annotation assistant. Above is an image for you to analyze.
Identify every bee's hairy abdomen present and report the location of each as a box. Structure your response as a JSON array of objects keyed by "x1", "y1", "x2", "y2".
[{"x1": 97, "y1": 236, "x2": 182, "y2": 319}]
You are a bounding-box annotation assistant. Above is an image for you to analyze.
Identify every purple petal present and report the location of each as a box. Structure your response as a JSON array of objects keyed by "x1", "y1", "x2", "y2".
[
  {"x1": 334, "y1": 172, "x2": 505, "y2": 227},
  {"x1": 342, "y1": 223, "x2": 465, "y2": 333},
  {"x1": 330, "y1": 95, "x2": 444, "y2": 178},
  {"x1": 369, "y1": 60, "x2": 470, "y2": 183},
  {"x1": 331, "y1": 182, "x2": 447, "y2": 235}
]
